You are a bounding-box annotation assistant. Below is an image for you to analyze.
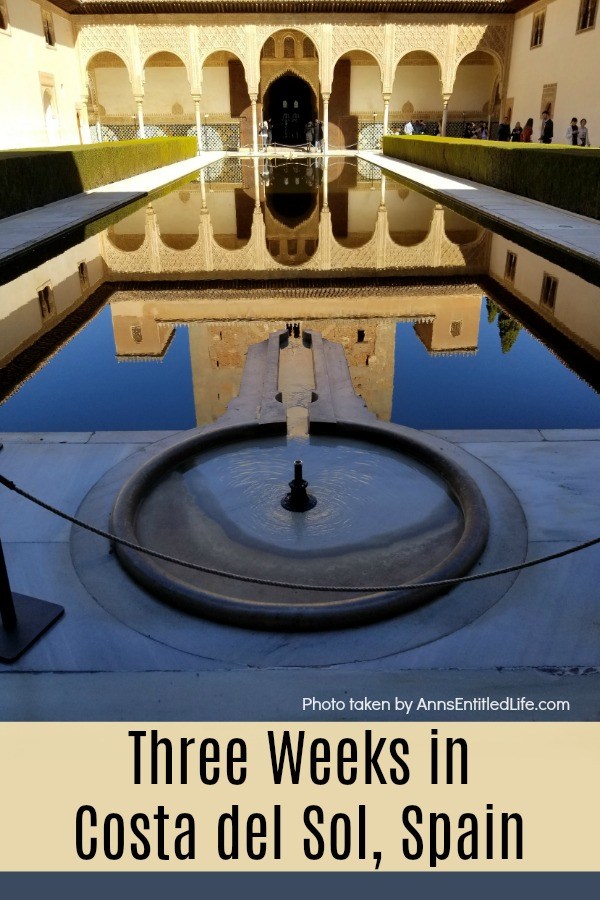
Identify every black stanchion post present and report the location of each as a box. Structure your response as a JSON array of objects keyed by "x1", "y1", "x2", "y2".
[
  {"x1": 0, "y1": 444, "x2": 64, "y2": 663},
  {"x1": 0, "y1": 538, "x2": 18, "y2": 631}
]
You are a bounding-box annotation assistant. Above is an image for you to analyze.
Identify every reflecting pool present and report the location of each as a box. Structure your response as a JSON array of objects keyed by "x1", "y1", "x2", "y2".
[{"x1": 0, "y1": 157, "x2": 598, "y2": 432}]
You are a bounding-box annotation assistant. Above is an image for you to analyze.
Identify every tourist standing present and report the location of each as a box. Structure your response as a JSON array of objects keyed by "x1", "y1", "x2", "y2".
[
  {"x1": 432, "y1": 121, "x2": 441, "y2": 136},
  {"x1": 314, "y1": 119, "x2": 323, "y2": 151},
  {"x1": 510, "y1": 121, "x2": 523, "y2": 142},
  {"x1": 305, "y1": 120, "x2": 314, "y2": 152},
  {"x1": 404, "y1": 119, "x2": 414, "y2": 135},
  {"x1": 498, "y1": 117, "x2": 511, "y2": 141},
  {"x1": 259, "y1": 120, "x2": 268, "y2": 151},
  {"x1": 566, "y1": 117, "x2": 579, "y2": 145},
  {"x1": 520, "y1": 118, "x2": 533, "y2": 142},
  {"x1": 539, "y1": 111, "x2": 553, "y2": 144},
  {"x1": 579, "y1": 118, "x2": 591, "y2": 146}
]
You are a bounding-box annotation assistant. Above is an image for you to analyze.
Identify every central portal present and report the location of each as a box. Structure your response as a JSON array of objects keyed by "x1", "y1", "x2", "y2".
[{"x1": 263, "y1": 75, "x2": 316, "y2": 147}]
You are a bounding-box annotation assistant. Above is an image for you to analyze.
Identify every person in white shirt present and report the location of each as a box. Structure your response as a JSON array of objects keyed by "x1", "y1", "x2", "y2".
[{"x1": 403, "y1": 119, "x2": 414, "y2": 135}]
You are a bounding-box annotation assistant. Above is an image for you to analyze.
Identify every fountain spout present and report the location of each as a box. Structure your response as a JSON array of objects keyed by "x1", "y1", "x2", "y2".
[{"x1": 281, "y1": 459, "x2": 317, "y2": 512}]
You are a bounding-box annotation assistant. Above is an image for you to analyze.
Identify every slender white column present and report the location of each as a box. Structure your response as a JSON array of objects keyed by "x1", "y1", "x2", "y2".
[
  {"x1": 135, "y1": 98, "x2": 145, "y2": 139},
  {"x1": 441, "y1": 93, "x2": 451, "y2": 137},
  {"x1": 383, "y1": 94, "x2": 391, "y2": 136},
  {"x1": 253, "y1": 155, "x2": 260, "y2": 205},
  {"x1": 193, "y1": 97, "x2": 203, "y2": 152},
  {"x1": 250, "y1": 95, "x2": 258, "y2": 154},
  {"x1": 322, "y1": 93, "x2": 330, "y2": 154}
]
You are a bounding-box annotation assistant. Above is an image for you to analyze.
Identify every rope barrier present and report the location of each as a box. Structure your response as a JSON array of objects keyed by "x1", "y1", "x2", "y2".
[{"x1": 0, "y1": 471, "x2": 598, "y2": 595}]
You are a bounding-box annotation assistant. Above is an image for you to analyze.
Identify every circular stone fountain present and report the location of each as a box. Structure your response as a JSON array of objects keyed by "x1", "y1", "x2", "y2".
[{"x1": 109, "y1": 330, "x2": 491, "y2": 631}]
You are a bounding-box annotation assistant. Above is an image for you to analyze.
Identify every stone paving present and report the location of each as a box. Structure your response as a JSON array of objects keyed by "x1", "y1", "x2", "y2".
[{"x1": 0, "y1": 428, "x2": 598, "y2": 719}]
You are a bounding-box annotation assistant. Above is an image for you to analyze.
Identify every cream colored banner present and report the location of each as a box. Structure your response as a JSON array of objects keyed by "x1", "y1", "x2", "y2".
[{"x1": 0, "y1": 723, "x2": 597, "y2": 871}]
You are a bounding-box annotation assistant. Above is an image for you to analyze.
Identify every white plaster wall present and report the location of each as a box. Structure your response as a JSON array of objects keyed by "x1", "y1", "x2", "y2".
[
  {"x1": 349, "y1": 65, "x2": 383, "y2": 113},
  {"x1": 207, "y1": 193, "x2": 237, "y2": 233},
  {"x1": 489, "y1": 235, "x2": 600, "y2": 351},
  {"x1": 112, "y1": 207, "x2": 146, "y2": 236},
  {"x1": 385, "y1": 190, "x2": 435, "y2": 232},
  {"x1": 201, "y1": 67, "x2": 231, "y2": 114},
  {"x1": 347, "y1": 190, "x2": 380, "y2": 233},
  {"x1": 505, "y1": 0, "x2": 600, "y2": 143},
  {"x1": 143, "y1": 67, "x2": 194, "y2": 115},
  {"x1": 0, "y1": 235, "x2": 104, "y2": 361},
  {"x1": 154, "y1": 193, "x2": 203, "y2": 234},
  {"x1": 390, "y1": 64, "x2": 442, "y2": 113},
  {"x1": 447, "y1": 65, "x2": 496, "y2": 113},
  {"x1": 94, "y1": 68, "x2": 135, "y2": 116},
  {"x1": 445, "y1": 209, "x2": 480, "y2": 238},
  {"x1": 0, "y1": 0, "x2": 83, "y2": 148}
]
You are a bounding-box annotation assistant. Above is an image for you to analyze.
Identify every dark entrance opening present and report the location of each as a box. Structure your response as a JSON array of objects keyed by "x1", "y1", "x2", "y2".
[{"x1": 263, "y1": 75, "x2": 316, "y2": 146}]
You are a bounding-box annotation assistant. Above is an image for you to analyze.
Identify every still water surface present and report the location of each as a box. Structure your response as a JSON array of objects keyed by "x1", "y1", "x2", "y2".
[{"x1": 0, "y1": 157, "x2": 598, "y2": 431}]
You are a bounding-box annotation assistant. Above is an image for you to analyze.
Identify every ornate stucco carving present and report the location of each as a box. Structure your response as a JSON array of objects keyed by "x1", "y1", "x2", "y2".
[
  {"x1": 137, "y1": 24, "x2": 194, "y2": 79},
  {"x1": 331, "y1": 25, "x2": 385, "y2": 74},
  {"x1": 77, "y1": 23, "x2": 134, "y2": 81}
]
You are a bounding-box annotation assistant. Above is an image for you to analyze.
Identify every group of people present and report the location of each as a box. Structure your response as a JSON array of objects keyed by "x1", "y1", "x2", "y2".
[
  {"x1": 258, "y1": 118, "x2": 325, "y2": 152},
  {"x1": 565, "y1": 117, "x2": 591, "y2": 146},
  {"x1": 496, "y1": 117, "x2": 536, "y2": 142},
  {"x1": 463, "y1": 121, "x2": 490, "y2": 140},
  {"x1": 403, "y1": 118, "x2": 440, "y2": 136},
  {"x1": 304, "y1": 119, "x2": 324, "y2": 152},
  {"x1": 496, "y1": 112, "x2": 590, "y2": 146}
]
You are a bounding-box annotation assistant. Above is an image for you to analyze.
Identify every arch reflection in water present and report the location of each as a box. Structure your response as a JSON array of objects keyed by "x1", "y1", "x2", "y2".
[{"x1": 102, "y1": 158, "x2": 488, "y2": 278}]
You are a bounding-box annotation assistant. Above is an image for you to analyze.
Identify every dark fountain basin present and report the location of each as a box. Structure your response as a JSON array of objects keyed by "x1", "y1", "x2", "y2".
[{"x1": 110, "y1": 416, "x2": 489, "y2": 631}]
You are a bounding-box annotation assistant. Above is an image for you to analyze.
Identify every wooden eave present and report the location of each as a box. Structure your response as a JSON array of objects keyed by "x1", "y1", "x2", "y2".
[{"x1": 50, "y1": 0, "x2": 539, "y2": 15}]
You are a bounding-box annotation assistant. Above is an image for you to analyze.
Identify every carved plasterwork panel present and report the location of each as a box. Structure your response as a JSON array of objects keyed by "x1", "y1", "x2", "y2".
[
  {"x1": 197, "y1": 25, "x2": 249, "y2": 70},
  {"x1": 454, "y1": 24, "x2": 509, "y2": 76},
  {"x1": 138, "y1": 25, "x2": 192, "y2": 77},
  {"x1": 78, "y1": 24, "x2": 133, "y2": 76},
  {"x1": 331, "y1": 25, "x2": 385, "y2": 71},
  {"x1": 394, "y1": 24, "x2": 447, "y2": 71}
]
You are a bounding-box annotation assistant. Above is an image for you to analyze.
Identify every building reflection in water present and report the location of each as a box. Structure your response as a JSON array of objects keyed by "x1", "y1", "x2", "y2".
[
  {"x1": 108, "y1": 284, "x2": 482, "y2": 424},
  {"x1": 0, "y1": 157, "x2": 599, "y2": 424},
  {"x1": 103, "y1": 158, "x2": 488, "y2": 279}
]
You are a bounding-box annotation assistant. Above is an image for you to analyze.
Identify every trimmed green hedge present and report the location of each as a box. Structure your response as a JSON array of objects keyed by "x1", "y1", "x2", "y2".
[
  {"x1": 381, "y1": 135, "x2": 600, "y2": 220},
  {"x1": 0, "y1": 137, "x2": 197, "y2": 220}
]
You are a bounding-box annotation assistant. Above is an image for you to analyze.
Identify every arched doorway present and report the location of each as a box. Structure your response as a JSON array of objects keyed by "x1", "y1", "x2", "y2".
[
  {"x1": 201, "y1": 51, "x2": 250, "y2": 150},
  {"x1": 86, "y1": 51, "x2": 134, "y2": 140},
  {"x1": 263, "y1": 74, "x2": 315, "y2": 146},
  {"x1": 391, "y1": 51, "x2": 442, "y2": 134},
  {"x1": 42, "y1": 89, "x2": 59, "y2": 144},
  {"x1": 142, "y1": 51, "x2": 192, "y2": 136},
  {"x1": 447, "y1": 51, "x2": 501, "y2": 138}
]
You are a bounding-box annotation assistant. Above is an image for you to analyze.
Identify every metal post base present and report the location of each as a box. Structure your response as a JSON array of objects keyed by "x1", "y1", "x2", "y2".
[{"x1": 0, "y1": 593, "x2": 64, "y2": 663}]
